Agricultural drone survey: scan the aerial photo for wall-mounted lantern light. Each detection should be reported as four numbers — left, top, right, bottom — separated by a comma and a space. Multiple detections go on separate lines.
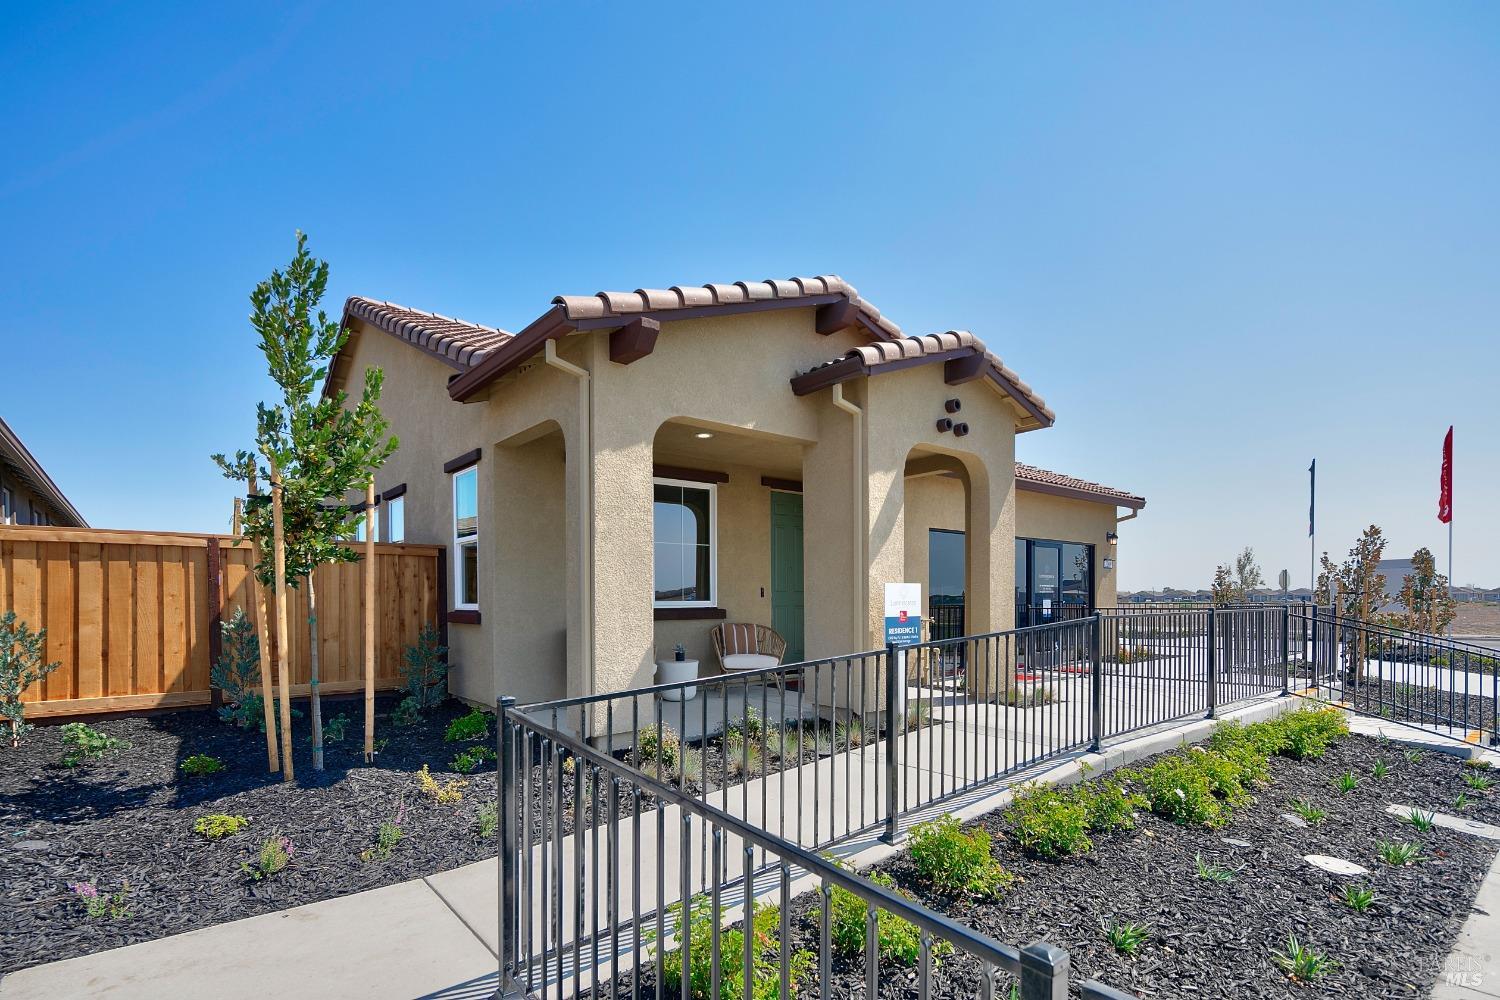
1106, 531, 1118, 545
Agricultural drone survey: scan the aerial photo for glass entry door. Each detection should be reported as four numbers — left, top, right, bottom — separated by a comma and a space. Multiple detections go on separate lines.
1029, 542, 1062, 624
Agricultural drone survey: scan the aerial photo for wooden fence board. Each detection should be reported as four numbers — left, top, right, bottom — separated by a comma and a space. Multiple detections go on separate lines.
1, 527, 442, 718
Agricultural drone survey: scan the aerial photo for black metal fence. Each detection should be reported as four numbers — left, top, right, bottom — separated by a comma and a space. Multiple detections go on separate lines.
1292, 608, 1499, 739
495, 606, 1329, 1000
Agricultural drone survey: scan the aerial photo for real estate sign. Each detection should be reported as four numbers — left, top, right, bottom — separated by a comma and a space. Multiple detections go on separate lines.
883, 582, 923, 648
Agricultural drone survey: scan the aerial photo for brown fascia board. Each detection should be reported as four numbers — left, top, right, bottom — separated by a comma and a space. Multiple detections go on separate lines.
985, 368, 1053, 430
0, 417, 87, 527
448, 293, 849, 402
1015, 477, 1147, 511
789, 347, 981, 397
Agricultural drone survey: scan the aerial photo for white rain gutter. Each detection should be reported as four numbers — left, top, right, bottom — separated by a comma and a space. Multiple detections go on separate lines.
831, 384, 867, 647
545, 338, 595, 700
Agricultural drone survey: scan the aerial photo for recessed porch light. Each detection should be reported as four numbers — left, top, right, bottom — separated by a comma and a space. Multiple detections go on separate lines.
694, 432, 713, 439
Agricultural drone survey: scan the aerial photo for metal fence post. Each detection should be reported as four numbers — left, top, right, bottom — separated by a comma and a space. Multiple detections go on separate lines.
1090, 614, 1103, 752
1281, 603, 1291, 696
496, 695, 519, 996
1206, 609, 1219, 719
1019, 941, 1069, 1000
883, 642, 900, 844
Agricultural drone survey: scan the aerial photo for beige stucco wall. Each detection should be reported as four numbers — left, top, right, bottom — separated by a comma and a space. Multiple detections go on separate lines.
341, 305, 1104, 721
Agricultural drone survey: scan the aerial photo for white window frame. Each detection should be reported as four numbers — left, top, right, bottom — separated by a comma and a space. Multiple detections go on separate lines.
452, 467, 479, 610
385, 495, 406, 543
651, 477, 718, 609
354, 503, 378, 543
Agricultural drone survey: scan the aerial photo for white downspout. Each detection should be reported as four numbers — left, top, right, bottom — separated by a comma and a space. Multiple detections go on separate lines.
545, 338, 594, 702
831, 384, 866, 648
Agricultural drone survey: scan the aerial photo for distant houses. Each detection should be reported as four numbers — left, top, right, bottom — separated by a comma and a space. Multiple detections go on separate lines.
1119, 581, 1499, 607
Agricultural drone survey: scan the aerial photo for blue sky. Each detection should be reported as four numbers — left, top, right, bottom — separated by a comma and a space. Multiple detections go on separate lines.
3, 2, 1496, 590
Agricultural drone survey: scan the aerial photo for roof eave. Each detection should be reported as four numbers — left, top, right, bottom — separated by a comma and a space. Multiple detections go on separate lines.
1015, 477, 1146, 511
0, 418, 87, 527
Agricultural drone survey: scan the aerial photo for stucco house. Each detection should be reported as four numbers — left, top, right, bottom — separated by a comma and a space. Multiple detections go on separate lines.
1, 416, 87, 528
325, 275, 1144, 714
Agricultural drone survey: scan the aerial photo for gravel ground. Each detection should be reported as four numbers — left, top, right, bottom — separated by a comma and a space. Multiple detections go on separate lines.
593, 732, 1500, 999
1, 695, 500, 975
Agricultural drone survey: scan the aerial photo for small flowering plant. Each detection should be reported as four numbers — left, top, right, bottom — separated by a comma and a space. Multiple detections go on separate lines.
69, 879, 131, 919
243, 835, 294, 881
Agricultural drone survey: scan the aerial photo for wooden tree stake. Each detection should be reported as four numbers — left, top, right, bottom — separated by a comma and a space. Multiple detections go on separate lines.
364, 477, 376, 762
247, 473, 280, 773
270, 459, 296, 782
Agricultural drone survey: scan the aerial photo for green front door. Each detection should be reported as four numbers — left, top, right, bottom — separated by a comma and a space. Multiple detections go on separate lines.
769, 491, 805, 662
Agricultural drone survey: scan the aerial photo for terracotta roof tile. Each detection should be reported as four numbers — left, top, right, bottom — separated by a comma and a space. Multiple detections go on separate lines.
344, 297, 512, 369
1015, 463, 1145, 508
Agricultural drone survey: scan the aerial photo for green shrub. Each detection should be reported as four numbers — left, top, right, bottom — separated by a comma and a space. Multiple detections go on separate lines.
1105, 921, 1149, 955
476, 803, 498, 838
180, 754, 225, 777
444, 709, 489, 743
360, 821, 405, 862
1009, 784, 1093, 859
243, 835, 293, 880
59, 722, 127, 767
1133, 754, 1227, 827
637, 723, 681, 772
1, 611, 61, 747
827, 869, 951, 966
907, 815, 1015, 897
1079, 778, 1146, 833
194, 813, 249, 839
1276, 708, 1349, 760
400, 623, 448, 711
391, 695, 422, 728
450, 745, 496, 774
657, 899, 814, 1000
1209, 718, 1287, 758
1189, 748, 1258, 807
211, 609, 263, 730
322, 713, 350, 745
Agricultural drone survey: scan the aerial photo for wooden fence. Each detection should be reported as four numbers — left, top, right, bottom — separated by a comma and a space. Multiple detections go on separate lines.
0, 526, 444, 718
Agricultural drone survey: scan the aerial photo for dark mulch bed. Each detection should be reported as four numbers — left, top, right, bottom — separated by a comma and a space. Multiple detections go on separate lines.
1, 695, 500, 975
1349, 678, 1496, 737
595, 732, 1500, 999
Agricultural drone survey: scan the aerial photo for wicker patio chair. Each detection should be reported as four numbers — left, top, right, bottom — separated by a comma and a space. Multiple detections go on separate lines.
711, 623, 788, 690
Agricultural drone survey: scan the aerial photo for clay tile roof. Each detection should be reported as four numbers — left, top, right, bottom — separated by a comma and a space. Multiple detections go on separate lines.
344, 297, 512, 369
794, 331, 1055, 426
1015, 463, 1146, 509
548, 274, 905, 337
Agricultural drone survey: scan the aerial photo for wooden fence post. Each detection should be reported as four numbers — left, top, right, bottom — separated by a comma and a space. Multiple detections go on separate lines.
206, 538, 223, 710
246, 473, 281, 773
364, 477, 376, 762
270, 461, 296, 782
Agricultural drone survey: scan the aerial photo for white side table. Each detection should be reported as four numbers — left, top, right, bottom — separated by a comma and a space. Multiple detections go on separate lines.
656, 658, 699, 701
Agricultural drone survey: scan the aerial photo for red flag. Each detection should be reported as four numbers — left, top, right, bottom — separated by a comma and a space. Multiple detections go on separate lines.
1438, 426, 1453, 524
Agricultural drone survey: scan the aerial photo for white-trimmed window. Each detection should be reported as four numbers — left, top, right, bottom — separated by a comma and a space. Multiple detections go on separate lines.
652, 478, 716, 607
385, 496, 405, 543
453, 467, 479, 608
354, 504, 378, 543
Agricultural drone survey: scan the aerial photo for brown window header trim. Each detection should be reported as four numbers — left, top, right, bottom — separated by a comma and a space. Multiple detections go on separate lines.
654, 606, 728, 622
444, 448, 482, 474
760, 476, 803, 493
447, 609, 482, 625
653, 464, 729, 485
382, 483, 407, 501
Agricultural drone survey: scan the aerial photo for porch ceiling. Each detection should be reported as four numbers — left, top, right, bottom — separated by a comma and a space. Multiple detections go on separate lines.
653, 421, 803, 480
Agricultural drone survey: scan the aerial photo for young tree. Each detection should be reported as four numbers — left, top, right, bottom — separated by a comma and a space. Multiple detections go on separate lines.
1396, 547, 1456, 635
1313, 525, 1387, 683
215, 232, 397, 771
1210, 565, 1237, 607
1233, 547, 1264, 595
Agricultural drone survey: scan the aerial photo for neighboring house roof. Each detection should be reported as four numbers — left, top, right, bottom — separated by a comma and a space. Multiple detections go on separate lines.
0, 417, 87, 527
1014, 462, 1146, 510
332, 274, 1054, 430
